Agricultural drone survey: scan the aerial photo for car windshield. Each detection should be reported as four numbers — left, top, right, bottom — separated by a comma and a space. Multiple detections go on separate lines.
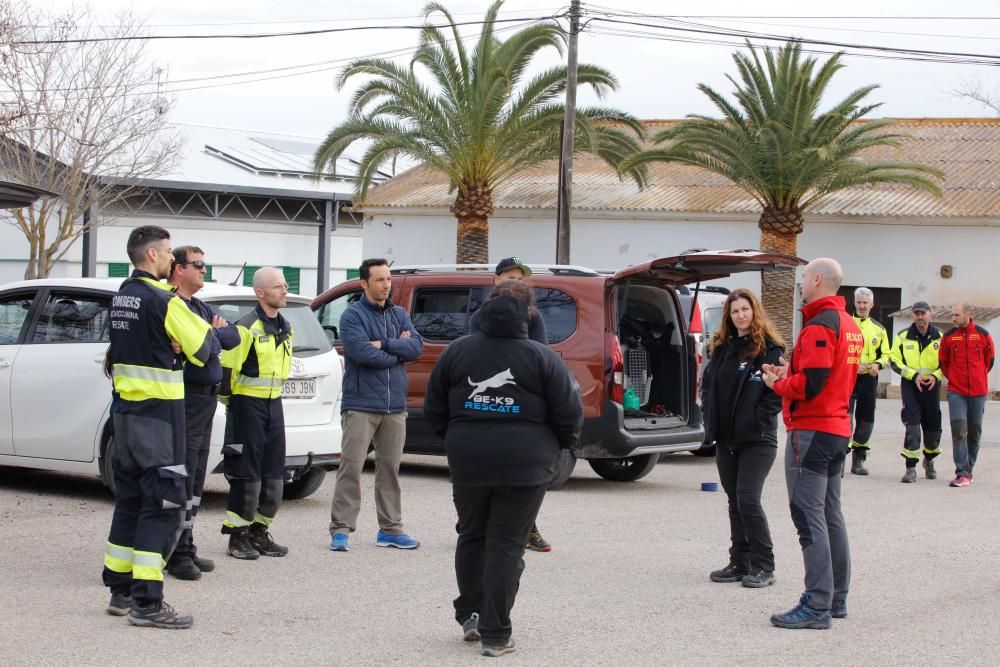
205, 299, 332, 358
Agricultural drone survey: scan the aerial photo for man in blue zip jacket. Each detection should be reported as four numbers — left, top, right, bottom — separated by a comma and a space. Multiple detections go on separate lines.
328, 258, 424, 552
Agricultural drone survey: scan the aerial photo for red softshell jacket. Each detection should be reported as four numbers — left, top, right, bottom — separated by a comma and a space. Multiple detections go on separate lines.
773, 295, 862, 436
940, 321, 995, 397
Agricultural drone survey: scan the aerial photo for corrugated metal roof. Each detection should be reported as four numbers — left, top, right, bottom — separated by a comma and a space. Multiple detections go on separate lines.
359, 118, 1000, 219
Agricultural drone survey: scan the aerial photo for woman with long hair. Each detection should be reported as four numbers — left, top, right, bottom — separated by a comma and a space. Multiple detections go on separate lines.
702, 288, 785, 588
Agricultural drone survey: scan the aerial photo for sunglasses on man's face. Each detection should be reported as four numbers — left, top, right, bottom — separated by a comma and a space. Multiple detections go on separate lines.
177, 260, 207, 270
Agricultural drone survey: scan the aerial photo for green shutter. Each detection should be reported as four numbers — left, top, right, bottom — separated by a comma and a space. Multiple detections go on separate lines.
204, 264, 213, 282
282, 266, 300, 294
346, 268, 360, 280
243, 266, 261, 287
108, 262, 130, 278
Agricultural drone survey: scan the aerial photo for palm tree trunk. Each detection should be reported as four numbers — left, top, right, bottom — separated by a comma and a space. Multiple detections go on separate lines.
452, 181, 494, 264
758, 214, 802, 345
455, 214, 489, 264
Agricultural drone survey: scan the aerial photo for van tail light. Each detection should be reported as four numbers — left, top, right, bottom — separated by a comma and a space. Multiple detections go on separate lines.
689, 298, 703, 334
605, 331, 625, 404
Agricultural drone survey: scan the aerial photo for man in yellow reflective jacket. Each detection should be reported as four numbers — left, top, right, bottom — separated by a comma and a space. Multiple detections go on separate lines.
102, 225, 213, 629
889, 301, 944, 483
220, 267, 294, 560
847, 288, 890, 475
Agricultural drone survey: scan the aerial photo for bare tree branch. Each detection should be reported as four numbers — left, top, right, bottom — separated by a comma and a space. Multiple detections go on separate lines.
0, 1, 181, 278
951, 77, 1000, 117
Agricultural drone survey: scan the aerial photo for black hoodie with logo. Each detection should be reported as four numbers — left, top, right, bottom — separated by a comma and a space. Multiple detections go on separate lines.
424, 295, 583, 487
701, 335, 784, 448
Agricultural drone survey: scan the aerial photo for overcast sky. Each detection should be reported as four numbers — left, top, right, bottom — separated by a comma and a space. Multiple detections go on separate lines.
36, 0, 1000, 140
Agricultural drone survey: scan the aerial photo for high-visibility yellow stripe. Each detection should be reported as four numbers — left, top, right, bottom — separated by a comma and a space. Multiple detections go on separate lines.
253, 512, 274, 527
113, 364, 184, 401
132, 550, 164, 582
223, 511, 252, 529
924, 447, 943, 455
104, 542, 134, 573
236, 374, 284, 388
901, 449, 921, 460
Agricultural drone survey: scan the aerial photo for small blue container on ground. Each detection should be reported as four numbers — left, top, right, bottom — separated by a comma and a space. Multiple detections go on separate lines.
701, 481, 719, 492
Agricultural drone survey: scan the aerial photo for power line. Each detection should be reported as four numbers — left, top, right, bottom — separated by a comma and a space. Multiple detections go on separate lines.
587, 25, 1000, 67
586, 16, 1000, 65
105, 7, 565, 29
0, 21, 532, 96
686, 16, 1000, 41
8, 14, 565, 45
583, 7, 1000, 20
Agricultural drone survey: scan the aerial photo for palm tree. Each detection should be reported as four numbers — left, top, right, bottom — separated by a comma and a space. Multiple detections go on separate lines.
314, 0, 646, 264
621, 40, 943, 339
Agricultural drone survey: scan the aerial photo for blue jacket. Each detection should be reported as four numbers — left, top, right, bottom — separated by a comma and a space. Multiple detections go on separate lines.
340, 293, 423, 413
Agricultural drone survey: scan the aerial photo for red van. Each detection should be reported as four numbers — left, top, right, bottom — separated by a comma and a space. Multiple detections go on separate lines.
312, 250, 801, 488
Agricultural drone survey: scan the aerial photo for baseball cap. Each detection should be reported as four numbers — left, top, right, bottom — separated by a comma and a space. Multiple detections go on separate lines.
495, 257, 532, 277
911, 300, 930, 313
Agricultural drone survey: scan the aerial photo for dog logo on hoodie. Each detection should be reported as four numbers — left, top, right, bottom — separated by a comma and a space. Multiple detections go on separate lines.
468, 369, 516, 399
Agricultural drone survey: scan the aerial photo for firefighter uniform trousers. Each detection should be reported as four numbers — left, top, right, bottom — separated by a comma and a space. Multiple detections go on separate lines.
172, 391, 219, 562
221, 394, 286, 534
900, 379, 942, 464
103, 402, 188, 602
849, 374, 878, 449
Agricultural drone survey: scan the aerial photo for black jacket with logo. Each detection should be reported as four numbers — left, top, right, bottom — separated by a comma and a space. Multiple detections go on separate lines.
424, 295, 583, 487
701, 335, 784, 448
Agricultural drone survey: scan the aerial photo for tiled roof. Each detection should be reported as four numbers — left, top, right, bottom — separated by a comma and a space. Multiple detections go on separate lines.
359, 118, 1000, 219
891, 305, 1000, 322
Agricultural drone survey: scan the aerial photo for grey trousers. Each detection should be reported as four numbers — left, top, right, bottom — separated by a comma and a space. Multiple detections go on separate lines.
329, 410, 407, 536
785, 429, 851, 611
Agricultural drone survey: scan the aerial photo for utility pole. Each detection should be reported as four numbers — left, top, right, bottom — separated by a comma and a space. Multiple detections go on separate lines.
555, 0, 580, 265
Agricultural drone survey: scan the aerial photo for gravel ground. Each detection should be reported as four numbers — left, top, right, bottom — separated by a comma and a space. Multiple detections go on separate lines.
2, 401, 999, 666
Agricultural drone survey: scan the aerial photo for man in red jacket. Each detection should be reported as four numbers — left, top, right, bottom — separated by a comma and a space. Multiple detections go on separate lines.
763, 258, 861, 630
940, 302, 996, 487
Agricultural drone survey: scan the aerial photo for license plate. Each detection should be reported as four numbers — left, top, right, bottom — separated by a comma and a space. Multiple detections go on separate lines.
283, 378, 316, 399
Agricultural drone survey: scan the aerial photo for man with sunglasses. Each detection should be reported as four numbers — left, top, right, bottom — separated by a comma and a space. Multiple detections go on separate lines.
165, 246, 240, 580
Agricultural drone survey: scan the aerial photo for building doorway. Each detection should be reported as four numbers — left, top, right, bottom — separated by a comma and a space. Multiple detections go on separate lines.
838, 285, 902, 338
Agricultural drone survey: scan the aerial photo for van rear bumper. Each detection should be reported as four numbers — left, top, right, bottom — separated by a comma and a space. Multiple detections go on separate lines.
577, 401, 704, 459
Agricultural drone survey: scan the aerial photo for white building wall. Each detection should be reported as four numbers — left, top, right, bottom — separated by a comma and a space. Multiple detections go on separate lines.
363, 209, 1000, 389
0, 214, 364, 297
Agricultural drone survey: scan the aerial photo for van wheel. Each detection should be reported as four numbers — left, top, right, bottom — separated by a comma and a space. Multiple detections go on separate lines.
589, 454, 659, 482
547, 450, 576, 490
283, 469, 327, 500
100, 433, 117, 497
692, 444, 717, 457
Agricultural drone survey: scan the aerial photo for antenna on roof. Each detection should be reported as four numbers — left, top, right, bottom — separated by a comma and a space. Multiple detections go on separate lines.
230, 262, 247, 287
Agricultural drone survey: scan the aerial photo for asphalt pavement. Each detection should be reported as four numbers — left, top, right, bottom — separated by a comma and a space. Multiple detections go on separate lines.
2, 401, 999, 665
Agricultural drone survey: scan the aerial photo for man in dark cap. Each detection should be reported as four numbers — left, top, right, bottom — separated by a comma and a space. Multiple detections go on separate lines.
468, 258, 553, 552
889, 301, 944, 483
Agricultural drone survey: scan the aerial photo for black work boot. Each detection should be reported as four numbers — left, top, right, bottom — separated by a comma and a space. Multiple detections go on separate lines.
850, 449, 869, 476
248, 525, 289, 557
167, 555, 202, 580
227, 532, 261, 560
901, 466, 917, 483
922, 457, 937, 480
106, 592, 133, 616
192, 555, 215, 572
709, 562, 748, 583
128, 600, 193, 629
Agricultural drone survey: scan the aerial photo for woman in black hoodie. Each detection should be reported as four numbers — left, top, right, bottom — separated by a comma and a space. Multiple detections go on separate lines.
702, 288, 785, 589
424, 280, 583, 658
